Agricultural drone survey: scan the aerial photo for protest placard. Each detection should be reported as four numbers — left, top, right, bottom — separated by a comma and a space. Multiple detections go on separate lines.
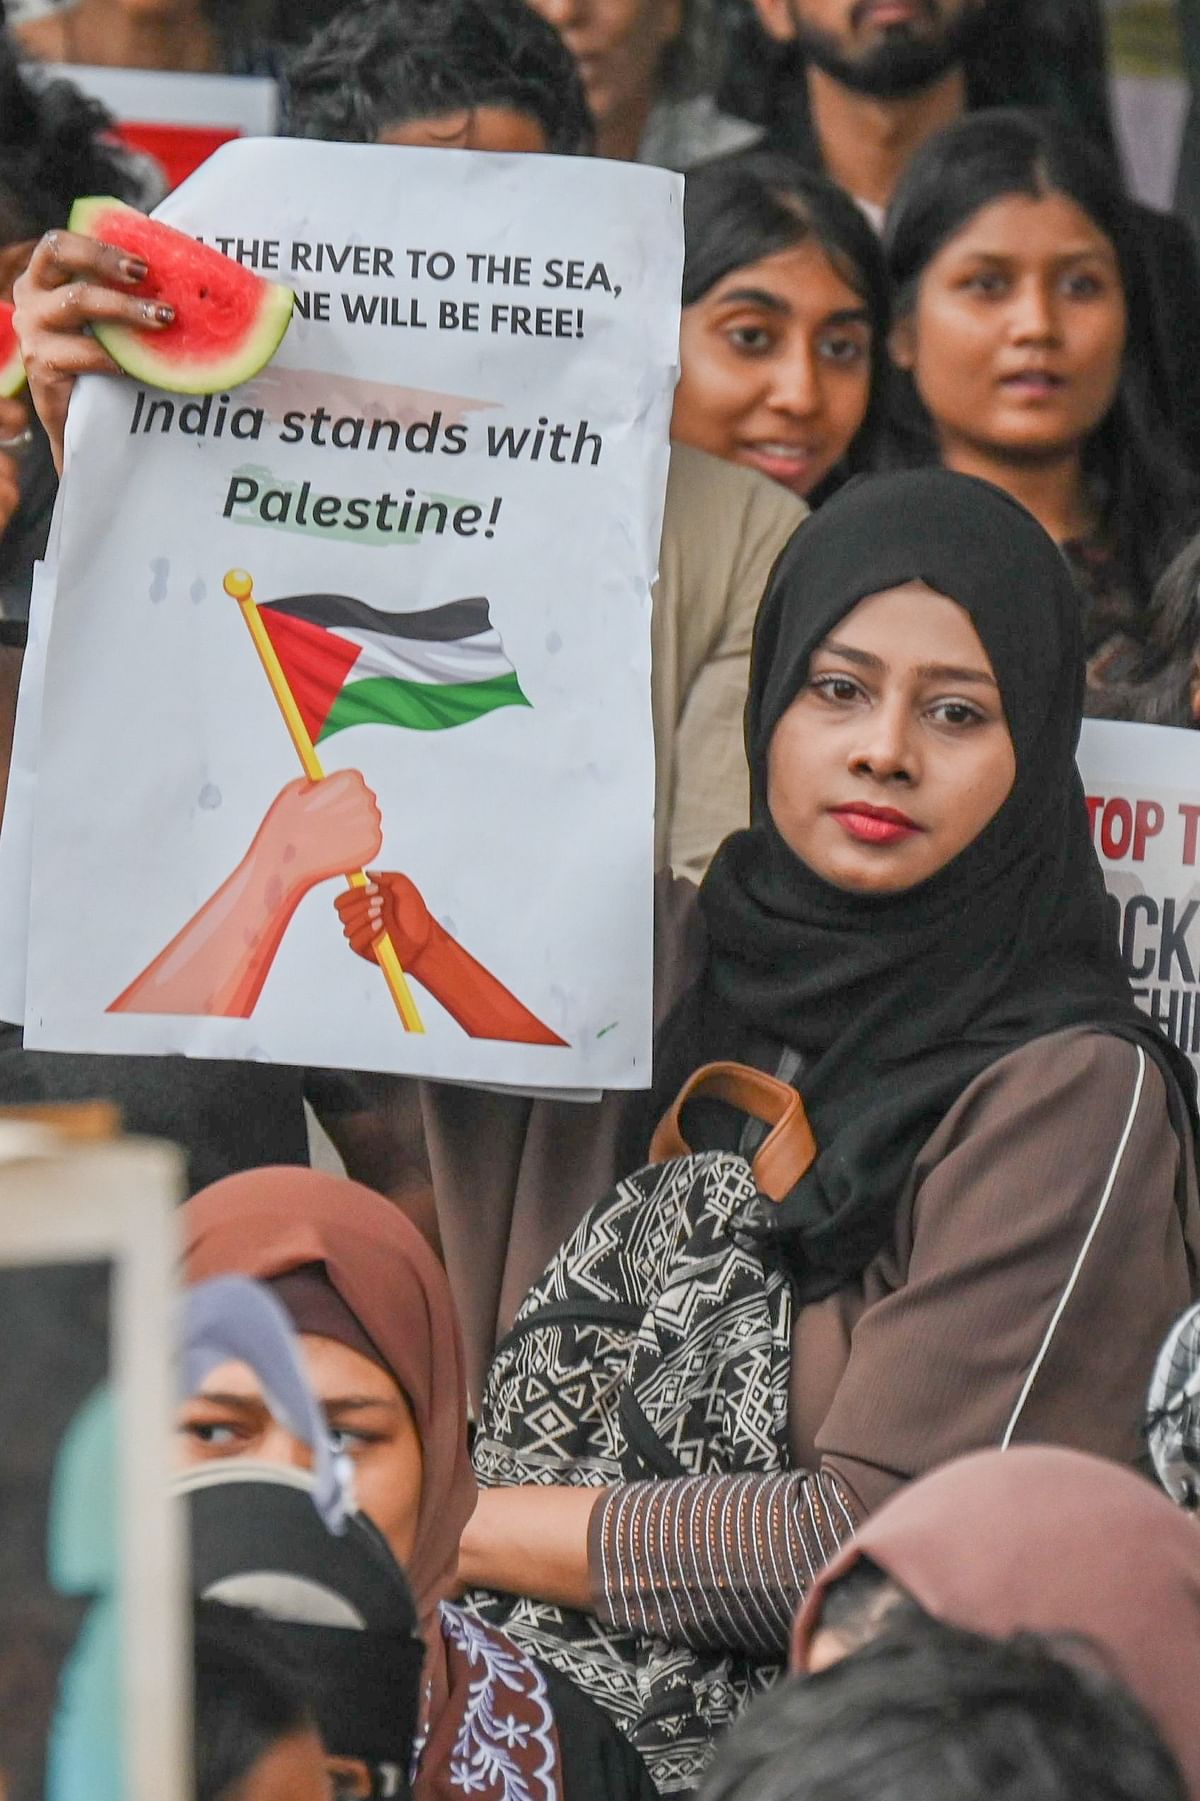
0, 1129, 186, 1801
43, 63, 279, 191
0, 558, 57, 1026
1078, 718, 1200, 1074
24, 139, 681, 1090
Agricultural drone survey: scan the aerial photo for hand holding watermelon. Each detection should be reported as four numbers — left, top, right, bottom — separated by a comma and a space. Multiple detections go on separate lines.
13, 202, 294, 476
12, 227, 170, 474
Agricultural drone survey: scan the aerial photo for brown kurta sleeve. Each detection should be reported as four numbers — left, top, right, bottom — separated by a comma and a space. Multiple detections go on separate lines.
819, 1030, 1196, 1515
589, 1469, 860, 1657
589, 1030, 1198, 1654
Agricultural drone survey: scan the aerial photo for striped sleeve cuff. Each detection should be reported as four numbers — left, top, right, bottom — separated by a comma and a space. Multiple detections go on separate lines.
588, 1469, 859, 1658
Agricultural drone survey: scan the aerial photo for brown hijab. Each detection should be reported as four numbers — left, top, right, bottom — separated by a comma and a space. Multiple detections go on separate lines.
184, 1167, 567, 1801
183, 1165, 476, 1628
792, 1447, 1200, 1798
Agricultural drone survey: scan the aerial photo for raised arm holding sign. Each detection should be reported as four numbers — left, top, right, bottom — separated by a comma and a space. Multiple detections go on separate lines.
18, 138, 680, 1091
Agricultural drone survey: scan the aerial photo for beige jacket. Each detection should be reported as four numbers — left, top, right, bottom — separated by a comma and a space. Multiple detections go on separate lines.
654, 446, 806, 880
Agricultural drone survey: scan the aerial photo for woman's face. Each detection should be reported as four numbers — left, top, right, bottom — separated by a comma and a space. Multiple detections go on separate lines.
177, 1334, 424, 1564
673, 238, 873, 497
893, 191, 1126, 467
767, 582, 1016, 893
526, 0, 682, 137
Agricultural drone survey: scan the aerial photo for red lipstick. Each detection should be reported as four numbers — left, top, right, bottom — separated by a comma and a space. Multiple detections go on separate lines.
830, 803, 923, 845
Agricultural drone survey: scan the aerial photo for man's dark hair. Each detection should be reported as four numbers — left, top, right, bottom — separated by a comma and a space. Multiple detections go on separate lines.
700, 1617, 1188, 1801
283, 0, 593, 155
0, 42, 144, 243
193, 1601, 317, 1801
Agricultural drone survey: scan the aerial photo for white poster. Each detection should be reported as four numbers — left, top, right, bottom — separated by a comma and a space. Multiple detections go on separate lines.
0, 558, 55, 1026
1078, 718, 1200, 1074
0, 1133, 187, 1801
25, 139, 680, 1089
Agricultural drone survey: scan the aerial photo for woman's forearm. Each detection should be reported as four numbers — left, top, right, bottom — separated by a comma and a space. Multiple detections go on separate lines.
458, 1486, 607, 1612
592, 1471, 860, 1657
109, 830, 306, 1017
409, 922, 566, 1046
460, 1470, 862, 1658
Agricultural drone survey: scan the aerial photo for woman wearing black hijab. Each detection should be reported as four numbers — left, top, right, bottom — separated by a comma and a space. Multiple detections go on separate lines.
435, 469, 1200, 1717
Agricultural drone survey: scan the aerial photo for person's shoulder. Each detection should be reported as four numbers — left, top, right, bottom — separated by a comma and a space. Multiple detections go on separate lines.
970, 1025, 1158, 1097
909, 1028, 1188, 1233
1128, 199, 1197, 254
942, 1027, 1174, 1149
663, 443, 803, 583
995, 1024, 1158, 1078
666, 442, 807, 536
537, 1656, 659, 1801
1124, 201, 1200, 297
658, 448, 805, 640
639, 94, 763, 171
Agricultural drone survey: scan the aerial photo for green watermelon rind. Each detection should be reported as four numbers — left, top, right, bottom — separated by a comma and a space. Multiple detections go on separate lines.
69, 196, 294, 397
0, 352, 25, 401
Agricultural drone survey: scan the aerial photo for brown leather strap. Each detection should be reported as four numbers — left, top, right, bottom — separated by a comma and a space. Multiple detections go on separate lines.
648, 1060, 817, 1202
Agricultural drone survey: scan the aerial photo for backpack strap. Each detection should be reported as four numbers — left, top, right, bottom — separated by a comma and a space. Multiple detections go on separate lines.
739, 1047, 804, 1160
648, 1060, 817, 1202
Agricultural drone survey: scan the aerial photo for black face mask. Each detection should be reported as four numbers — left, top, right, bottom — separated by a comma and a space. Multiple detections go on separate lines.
788, 0, 991, 98
183, 1468, 424, 1791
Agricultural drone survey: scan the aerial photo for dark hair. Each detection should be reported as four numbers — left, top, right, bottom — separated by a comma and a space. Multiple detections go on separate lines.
962, 0, 1116, 158
682, 150, 891, 486
1086, 530, 1200, 728
193, 1601, 317, 1801
814, 1555, 921, 1652
882, 108, 1198, 618
716, 0, 1118, 168
0, 44, 144, 243
283, 0, 593, 155
659, 0, 723, 102
700, 1618, 1188, 1801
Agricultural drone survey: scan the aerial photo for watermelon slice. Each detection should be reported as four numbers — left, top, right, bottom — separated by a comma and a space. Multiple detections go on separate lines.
0, 301, 25, 399
69, 196, 294, 396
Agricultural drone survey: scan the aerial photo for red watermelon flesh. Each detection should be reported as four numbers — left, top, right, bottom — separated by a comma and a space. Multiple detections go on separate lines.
0, 301, 25, 399
69, 196, 293, 395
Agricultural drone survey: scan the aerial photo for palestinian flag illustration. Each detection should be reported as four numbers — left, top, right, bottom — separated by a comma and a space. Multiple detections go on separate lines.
256, 592, 529, 743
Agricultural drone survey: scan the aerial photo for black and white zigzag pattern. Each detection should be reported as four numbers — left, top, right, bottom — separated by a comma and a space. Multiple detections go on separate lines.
468, 1152, 793, 1797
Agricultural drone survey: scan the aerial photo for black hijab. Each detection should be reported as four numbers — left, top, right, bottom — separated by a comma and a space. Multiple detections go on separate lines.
661, 468, 1196, 1300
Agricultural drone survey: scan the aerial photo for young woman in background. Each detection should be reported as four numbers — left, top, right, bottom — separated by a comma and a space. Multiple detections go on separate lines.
882, 109, 1199, 718
673, 152, 889, 503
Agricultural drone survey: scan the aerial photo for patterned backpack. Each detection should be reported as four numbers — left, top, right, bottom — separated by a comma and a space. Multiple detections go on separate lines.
469, 1064, 816, 1798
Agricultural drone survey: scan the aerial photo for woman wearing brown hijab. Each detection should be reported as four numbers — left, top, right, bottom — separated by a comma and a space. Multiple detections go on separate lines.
790, 1446, 1200, 1800
181, 1166, 656, 1801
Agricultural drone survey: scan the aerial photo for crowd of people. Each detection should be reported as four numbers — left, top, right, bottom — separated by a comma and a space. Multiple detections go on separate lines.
4, 1, 1200, 1798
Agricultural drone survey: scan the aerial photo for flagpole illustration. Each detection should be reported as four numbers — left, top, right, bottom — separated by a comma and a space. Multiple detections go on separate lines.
224, 567, 425, 1035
